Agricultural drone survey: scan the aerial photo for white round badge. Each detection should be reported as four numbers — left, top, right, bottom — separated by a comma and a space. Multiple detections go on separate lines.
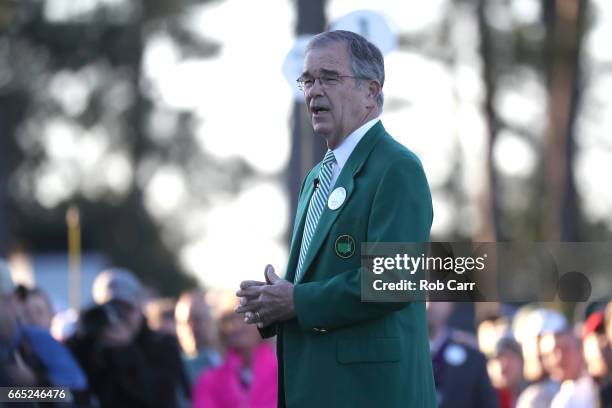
443, 344, 467, 366
328, 187, 346, 210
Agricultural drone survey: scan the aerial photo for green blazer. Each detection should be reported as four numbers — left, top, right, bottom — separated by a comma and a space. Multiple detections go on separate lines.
262, 121, 436, 407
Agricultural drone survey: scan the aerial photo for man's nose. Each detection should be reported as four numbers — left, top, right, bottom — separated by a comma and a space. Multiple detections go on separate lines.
306, 79, 324, 99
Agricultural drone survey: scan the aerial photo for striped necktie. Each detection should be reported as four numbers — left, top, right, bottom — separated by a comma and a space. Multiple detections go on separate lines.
294, 150, 336, 283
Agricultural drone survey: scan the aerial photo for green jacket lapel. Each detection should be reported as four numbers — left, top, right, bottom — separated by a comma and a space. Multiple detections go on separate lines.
285, 167, 319, 283
295, 121, 385, 283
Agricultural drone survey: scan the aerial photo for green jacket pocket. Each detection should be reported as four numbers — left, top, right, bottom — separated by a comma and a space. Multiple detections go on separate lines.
337, 337, 401, 364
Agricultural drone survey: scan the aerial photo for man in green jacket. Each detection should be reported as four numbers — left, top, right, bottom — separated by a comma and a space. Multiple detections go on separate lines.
236, 30, 436, 407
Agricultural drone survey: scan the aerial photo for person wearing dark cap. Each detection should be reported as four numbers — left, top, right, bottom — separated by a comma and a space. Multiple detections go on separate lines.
427, 301, 498, 408
488, 337, 525, 408
67, 267, 189, 408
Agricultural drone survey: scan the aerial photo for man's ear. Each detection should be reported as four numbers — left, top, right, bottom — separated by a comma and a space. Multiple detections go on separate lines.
367, 80, 381, 105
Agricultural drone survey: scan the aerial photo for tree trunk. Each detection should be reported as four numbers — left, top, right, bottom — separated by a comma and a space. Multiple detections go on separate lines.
542, 0, 585, 241
476, 0, 501, 242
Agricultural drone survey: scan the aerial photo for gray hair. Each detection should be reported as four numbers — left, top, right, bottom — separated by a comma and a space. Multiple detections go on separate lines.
306, 30, 385, 108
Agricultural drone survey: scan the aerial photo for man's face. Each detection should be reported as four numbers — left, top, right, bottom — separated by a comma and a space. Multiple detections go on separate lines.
24, 293, 53, 329
218, 310, 260, 352
108, 299, 143, 340
302, 42, 372, 148
488, 348, 524, 389
175, 295, 217, 354
540, 332, 584, 381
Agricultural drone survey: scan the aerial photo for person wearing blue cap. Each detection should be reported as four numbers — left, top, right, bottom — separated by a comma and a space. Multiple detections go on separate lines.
427, 301, 498, 408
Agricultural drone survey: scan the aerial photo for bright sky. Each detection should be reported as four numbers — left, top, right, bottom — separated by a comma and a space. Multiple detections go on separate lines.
141, 0, 295, 288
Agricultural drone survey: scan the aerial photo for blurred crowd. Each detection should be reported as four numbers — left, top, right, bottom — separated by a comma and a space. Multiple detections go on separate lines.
0, 260, 276, 408
1, 257, 611, 408
429, 302, 611, 408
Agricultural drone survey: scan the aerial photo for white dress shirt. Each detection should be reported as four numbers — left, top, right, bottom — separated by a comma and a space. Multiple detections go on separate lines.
550, 374, 599, 408
330, 117, 380, 188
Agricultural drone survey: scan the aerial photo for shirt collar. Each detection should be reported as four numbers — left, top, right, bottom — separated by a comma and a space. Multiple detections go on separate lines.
332, 117, 380, 170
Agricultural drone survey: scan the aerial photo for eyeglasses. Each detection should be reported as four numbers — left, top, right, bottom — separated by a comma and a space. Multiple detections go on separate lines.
296, 74, 364, 91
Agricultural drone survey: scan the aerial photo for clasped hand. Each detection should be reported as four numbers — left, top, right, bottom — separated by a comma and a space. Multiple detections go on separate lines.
235, 265, 296, 327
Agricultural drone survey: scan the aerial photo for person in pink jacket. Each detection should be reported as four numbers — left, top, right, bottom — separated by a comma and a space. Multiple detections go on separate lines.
192, 293, 277, 408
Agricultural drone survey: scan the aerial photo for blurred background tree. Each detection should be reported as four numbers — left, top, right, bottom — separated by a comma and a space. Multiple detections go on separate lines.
0, 0, 218, 294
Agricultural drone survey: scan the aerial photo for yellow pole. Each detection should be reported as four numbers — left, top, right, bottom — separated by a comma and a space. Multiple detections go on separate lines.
66, 205, 81, 311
